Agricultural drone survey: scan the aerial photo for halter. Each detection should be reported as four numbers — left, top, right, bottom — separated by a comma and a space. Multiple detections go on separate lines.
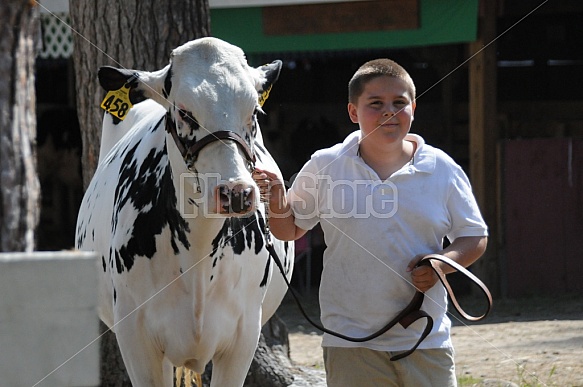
165, 112, 256, 171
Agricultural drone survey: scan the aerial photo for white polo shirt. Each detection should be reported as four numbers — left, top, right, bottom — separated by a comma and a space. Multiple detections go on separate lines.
288, 131, 488, 351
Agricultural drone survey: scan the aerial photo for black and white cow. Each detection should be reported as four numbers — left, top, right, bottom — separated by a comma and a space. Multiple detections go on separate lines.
76, 37, 293, 387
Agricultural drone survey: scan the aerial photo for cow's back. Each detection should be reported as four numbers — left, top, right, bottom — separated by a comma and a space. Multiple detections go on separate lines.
76, 101, 172, 326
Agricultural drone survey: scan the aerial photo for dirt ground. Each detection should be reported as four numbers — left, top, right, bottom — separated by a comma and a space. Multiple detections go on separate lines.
276, 292, 583, 386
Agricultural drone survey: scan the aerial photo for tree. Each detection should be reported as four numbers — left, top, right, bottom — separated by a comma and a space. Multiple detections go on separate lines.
70, 0, 211, 187
70, 1, 295, 385
0, 1, 40, 252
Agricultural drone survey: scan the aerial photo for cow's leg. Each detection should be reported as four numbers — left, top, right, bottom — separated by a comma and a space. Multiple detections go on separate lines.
209, 316, 262, 387
115, 317, 173, 387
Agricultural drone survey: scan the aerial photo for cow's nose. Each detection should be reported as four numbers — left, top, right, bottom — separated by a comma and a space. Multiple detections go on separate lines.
216, 183, 255, 214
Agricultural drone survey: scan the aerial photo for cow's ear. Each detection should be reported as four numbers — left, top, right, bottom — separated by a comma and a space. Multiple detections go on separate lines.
256, 60, 282, 107
98, 65, 170, 107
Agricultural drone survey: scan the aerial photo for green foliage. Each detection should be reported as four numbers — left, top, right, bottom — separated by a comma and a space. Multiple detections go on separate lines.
457, 374, 482, 386
516, 364, 557, 387
458, 364, 558, 387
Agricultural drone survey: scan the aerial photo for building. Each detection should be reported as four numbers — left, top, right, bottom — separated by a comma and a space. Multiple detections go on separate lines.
36, 0, 583, 297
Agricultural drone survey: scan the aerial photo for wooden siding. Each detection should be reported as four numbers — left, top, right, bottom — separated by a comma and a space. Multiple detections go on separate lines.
503, 138, 583, 297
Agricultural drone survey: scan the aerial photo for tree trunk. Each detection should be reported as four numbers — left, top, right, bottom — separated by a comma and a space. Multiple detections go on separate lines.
245, 315, 295, 387
0, 1, 40, 252
70, 2, 295, 385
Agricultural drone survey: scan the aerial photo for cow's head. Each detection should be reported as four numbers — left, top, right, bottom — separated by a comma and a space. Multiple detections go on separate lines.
98, 37, 282, 216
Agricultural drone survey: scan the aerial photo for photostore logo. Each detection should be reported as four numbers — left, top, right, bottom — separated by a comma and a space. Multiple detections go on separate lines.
288, 173, 399, 219
179, 171, 399, 219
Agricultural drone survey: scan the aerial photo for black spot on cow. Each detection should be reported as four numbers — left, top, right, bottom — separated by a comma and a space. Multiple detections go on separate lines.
254, 142, 268, 163
163, 65, 173, 99
76, 225, 86, 247
255, 211, 268, 254
101, 255, 107, 272
250, 116, 258, 137
209, 212, 266, 281
260, 255, 271, 287
114, 250, 124, 274
178, 109, 200, 134
111, 117, 190, 273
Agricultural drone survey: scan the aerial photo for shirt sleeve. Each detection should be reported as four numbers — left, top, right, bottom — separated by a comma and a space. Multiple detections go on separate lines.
446, 165, 489, 241
288, 158, 321, 231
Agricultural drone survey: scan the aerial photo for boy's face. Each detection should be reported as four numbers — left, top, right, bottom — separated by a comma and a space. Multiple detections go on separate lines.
348, 75, 416, 146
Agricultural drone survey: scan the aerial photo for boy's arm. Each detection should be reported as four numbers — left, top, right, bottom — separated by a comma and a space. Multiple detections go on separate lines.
406, 236, 488, 292
253, 168, 307, 241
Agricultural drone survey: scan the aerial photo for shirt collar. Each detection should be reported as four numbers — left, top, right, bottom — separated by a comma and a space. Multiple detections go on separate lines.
340, 130, 361, 158
406, 133, 435, 174
341, 131, 436, 174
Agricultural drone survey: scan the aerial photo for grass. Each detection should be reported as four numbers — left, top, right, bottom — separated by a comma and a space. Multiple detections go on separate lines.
457, 374, 483, 385
516, 364, 557, 387
457, 364, 558, 386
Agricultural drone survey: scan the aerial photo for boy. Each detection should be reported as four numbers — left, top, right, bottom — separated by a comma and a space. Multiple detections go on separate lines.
254, 59, 488, 386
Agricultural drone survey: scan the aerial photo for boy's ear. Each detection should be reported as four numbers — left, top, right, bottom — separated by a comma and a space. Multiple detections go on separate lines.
347, 102, 359, 123
256, 60, 282, 107
98, 65, 171, 107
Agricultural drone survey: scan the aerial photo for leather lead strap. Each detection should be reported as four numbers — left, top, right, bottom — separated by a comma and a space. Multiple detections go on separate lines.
267, 247, 492, 361
417, 254, 493, 321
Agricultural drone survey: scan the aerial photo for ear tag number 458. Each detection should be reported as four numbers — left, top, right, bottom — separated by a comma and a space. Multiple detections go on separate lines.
100, 85, 133, 120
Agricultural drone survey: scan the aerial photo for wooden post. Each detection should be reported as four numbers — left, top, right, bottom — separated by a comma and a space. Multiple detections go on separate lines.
468, 0, 499, 295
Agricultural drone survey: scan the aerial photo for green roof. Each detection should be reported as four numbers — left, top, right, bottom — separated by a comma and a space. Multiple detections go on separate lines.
210, 0, 478, 54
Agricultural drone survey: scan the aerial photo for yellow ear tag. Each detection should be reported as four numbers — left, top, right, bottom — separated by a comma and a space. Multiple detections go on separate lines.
258, 84, 272, 107
100, 85, 133, 120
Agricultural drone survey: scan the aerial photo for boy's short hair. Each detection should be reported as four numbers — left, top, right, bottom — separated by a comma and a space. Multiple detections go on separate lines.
348, 59, 416, 104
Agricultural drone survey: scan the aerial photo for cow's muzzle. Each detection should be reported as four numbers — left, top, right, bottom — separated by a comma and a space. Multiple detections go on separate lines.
216, 183, 255, 214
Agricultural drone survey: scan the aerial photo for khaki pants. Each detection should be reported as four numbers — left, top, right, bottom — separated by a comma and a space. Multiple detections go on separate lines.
323, 346, 457, 387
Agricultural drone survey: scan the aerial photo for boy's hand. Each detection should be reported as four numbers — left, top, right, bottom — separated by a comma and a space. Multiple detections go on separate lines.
405, 236, 487, 293
406, 255, 442, 293
252, 168, 306, 241
252, 168, 286, 213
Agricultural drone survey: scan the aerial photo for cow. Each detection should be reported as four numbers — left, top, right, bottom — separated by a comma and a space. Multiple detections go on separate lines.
75, 37, 294, 387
